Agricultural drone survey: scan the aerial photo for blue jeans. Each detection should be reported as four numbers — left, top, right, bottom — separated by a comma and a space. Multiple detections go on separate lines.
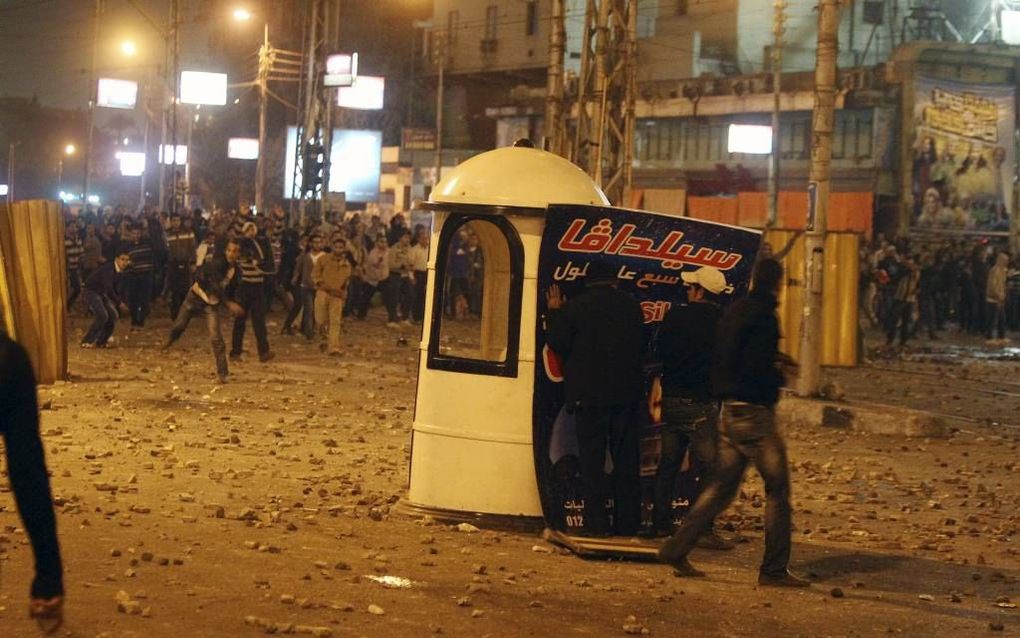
660, 402, 792, 576
165, 291, 228, 377
82, 291, 117, 345
653, 397, 719, 531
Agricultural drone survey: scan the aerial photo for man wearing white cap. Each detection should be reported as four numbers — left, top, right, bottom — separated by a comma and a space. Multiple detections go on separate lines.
652, 266, 731, 549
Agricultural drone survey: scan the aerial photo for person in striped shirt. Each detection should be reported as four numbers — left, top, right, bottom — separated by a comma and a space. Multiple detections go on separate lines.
64, 221, 84, 311
123, 225, 155, 328
229, 222, 274, 362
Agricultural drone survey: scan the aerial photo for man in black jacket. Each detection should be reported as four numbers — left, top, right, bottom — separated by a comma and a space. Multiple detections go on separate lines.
229, 222, 274, 362
161, 238, 245, 383
651, 266, 731, 548
545, 261, 645, 536
658, 258, 808, 587
0, 333, 65, 630
81, 252, 131, 348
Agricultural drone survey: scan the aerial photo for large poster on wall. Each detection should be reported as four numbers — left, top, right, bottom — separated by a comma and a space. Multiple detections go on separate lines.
912, 76, 1015, 232
533, 205, 761, 534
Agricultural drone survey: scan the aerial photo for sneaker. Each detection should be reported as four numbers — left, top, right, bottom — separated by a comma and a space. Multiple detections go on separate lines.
280, 327, 295, 336
80, 342, 95, 349
216, 373, 228, 384
259, 351, 275, 363
758, 570, 811, 588
229, 353, 242, 362
401, 320, 413, 326
696, 532, 735, 551
328, 351, 342, 357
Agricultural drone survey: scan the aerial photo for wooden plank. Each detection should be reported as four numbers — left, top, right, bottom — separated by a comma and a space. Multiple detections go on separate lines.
542, 528, 662, 560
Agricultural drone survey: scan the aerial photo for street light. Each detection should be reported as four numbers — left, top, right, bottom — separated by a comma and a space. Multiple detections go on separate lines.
58, 143, 77, 188
121, 40, 137, 57
233, 7, 253, 22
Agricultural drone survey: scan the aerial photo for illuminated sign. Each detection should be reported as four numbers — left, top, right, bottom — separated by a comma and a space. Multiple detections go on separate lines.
180, 71, 228, 106
337, 75, 384, 110
727, 124, 773, 155
97, 78, 138, 109
0, 184, 8, 196
1003, 10, 1020, 45
116, 151, 146, 176
324, 53, 359, 87
284, 127, 382, 202
159, 145, 188, 166
228, 138, 259, 160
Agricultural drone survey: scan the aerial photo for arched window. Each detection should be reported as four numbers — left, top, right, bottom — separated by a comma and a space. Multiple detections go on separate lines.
427, 214, 523, 377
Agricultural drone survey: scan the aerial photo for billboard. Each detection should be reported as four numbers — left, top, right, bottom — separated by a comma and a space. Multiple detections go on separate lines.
533, 206, 762, 534
727, 124, 772, 154
337, 75, 384, 110
180, 71, 228, 106
159, 145, 188, 166
911, 76, 1015, 232
116, 151, 146, 177
283, 127, 382, 202
228, 138, 259, 160
97, 78, 138, 110
324, 53, 358, 87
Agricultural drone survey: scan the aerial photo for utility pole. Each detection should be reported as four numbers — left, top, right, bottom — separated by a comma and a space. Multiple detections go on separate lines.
567, 0, 636, 205
139, 110, 150, 211
434, 32, 446, 187
795, 0, 841, 397
255, 21, 269, 214
544, 0, 566, 155
83, 0, 102, 209
169, 0, 180, 215
7, 143, 15, 203
768, 0, 787, 227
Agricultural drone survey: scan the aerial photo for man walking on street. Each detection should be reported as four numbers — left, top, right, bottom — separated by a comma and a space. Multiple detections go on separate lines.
658, 258, 809, 587
162, 238, 246, 383
1, 332, 66, 631
985, 251, 1009, 343
313, 236, 353, 356
230, 222, 274, 362
123, 225, 155, 328
545, 261, 645, 537
166, 214, 197, 320
651, 266, 732, 549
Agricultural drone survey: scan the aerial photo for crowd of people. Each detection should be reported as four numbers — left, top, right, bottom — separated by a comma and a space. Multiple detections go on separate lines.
63, 204, 433, 382
859, 233, 1018, 349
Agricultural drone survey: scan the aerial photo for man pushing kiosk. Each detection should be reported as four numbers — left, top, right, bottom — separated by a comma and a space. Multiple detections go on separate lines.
402, 143, 797, 583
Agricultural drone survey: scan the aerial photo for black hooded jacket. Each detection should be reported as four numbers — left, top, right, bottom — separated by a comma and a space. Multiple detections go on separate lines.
711, 290, 785, 407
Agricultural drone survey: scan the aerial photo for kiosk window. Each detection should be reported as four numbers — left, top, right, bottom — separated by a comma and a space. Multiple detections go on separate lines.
428, 216, 523, 377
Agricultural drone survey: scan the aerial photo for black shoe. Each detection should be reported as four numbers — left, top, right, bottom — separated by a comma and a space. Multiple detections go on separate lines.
667, 557, 706, 578
259, 351, 275, 363
758, 570, 811, 588
695, 532, 735, 551
216, 373, 228, 384
280, 327, 295, 336
229, 353, 242, 361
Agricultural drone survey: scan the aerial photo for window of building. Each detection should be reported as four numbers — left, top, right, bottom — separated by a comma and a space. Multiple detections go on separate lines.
428, 215, 523, 378
447, 10, 459, 44
485, 5, 499, 40
525, 1, 538, 36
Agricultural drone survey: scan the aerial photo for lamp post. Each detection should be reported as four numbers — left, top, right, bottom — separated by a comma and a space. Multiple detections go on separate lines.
57, 143, 76, 188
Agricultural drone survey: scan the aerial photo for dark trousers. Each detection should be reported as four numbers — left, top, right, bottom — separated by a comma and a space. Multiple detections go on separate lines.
167, 262, 192, 321
126, 271, 153, 327
383, 274, 413, 322
884, 300, 913, 346
575, 404, 641, 536
344, 276, 363, 317
165, 291, 228, 377
986, 301, 1006, 339
281, 281, 304, 332
231, 282, 270, 357
412, 270, 428, 321
660, 402, 792, 577
67, 269, 81, 309
358, 282, 382, 319
263, 274, 292, 312
82, 291, 117, 345
653, 397, 719, 531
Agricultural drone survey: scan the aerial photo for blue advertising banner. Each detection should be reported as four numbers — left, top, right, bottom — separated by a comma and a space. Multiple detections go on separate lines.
534, 205, 762, 534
